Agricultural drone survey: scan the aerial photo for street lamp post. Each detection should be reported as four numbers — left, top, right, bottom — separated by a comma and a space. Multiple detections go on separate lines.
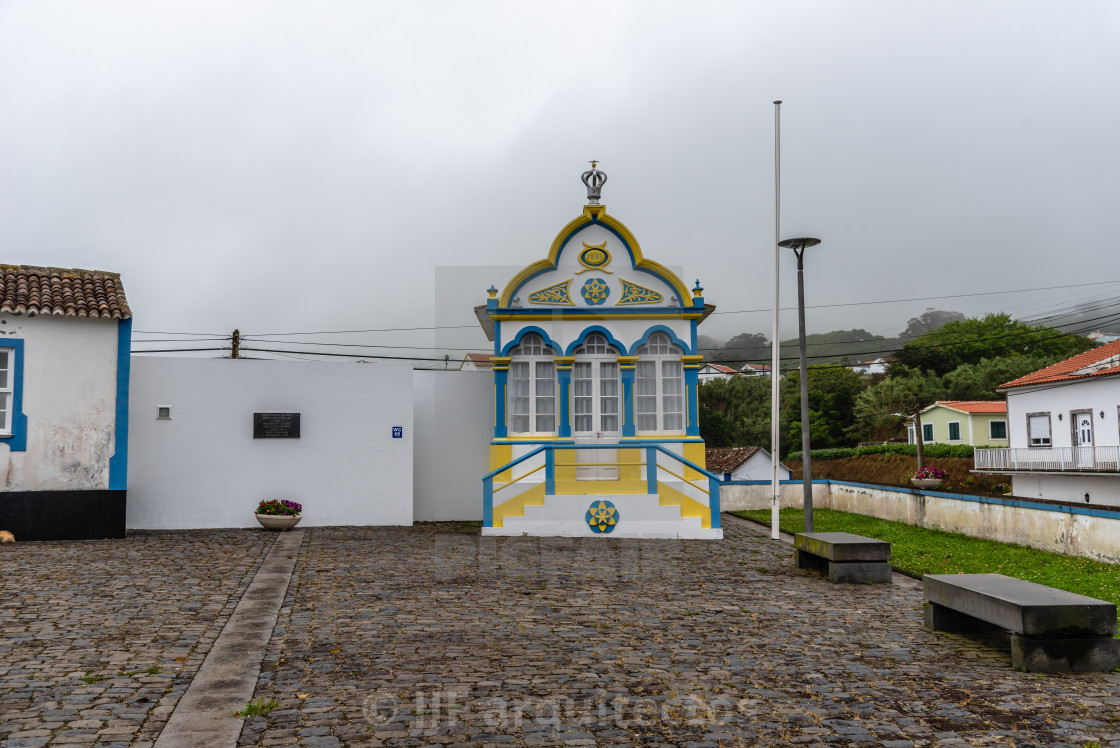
778, 237, 821, 533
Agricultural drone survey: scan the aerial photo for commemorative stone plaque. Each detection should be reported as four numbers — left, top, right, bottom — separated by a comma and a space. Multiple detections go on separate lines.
253, 412, 300, 439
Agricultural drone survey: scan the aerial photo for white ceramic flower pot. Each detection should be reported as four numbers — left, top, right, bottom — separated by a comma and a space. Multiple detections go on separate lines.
910, 478, 942, 489
255, 513, 302, 531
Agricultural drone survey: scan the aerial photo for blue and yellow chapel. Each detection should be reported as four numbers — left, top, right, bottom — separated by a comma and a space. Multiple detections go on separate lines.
479, 165, 722, 539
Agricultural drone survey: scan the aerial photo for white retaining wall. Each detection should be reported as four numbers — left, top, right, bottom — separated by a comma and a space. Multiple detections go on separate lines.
721, 480, 1120, 563
127, 357, 414, 529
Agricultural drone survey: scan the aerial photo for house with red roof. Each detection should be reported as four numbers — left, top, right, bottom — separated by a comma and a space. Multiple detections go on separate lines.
0, 265, 132, 540
740, 363, 771, 377
974, 339, 1120, 506
906, 400, 1008, 447
698, 363, 742, 382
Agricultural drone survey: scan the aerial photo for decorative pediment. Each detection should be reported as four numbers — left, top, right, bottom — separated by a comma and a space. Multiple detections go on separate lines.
499, 204, 690, 310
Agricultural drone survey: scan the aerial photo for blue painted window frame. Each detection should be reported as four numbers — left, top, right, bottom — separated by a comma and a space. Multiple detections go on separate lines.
0, 339, 27, 451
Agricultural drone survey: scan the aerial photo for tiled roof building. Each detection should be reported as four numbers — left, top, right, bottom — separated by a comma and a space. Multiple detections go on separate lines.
0, 265, 131, 319
999, 339, 1120, 390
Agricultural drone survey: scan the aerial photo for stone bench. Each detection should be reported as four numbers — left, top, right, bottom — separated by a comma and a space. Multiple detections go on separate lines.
793, 532, 892, 583
924, 573, 1120, 672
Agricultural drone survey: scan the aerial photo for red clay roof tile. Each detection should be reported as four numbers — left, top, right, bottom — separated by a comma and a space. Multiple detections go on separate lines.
0, 265, 130, 320
705, 446, 764, 474
930, 400, 1007, 414
999, 339, 1120, 389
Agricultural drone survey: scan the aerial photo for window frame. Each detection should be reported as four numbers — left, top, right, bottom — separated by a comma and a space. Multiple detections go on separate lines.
635, 332, 685, 435
1026, 411, 1052, 448
0, 348, 11, 435
947, 420, 962, 442
921, 422, 934, 443
571, 333, 621, 436
988, 419, 1007, 440
506, 333, 557, 437
0, 339, 26, 451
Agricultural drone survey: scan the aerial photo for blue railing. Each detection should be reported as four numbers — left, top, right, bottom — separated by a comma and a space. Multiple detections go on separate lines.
482, 442, 721, 529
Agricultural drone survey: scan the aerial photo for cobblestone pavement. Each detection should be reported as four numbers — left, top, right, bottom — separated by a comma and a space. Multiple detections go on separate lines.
240, 517, 1120, 747
0, 529, 276, 748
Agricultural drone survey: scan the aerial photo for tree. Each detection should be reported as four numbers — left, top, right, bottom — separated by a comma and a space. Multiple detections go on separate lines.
781, 364, 868, 452
854, 369, 945, 469
698, 403, 735, 447
901, 309, 966, 339
941, 354, 1069, 401
892, 313, 1093, 376
715, 332, 770, 366
698, 375, 774, 450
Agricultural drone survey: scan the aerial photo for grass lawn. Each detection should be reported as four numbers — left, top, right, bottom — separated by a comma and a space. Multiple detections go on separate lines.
733, 508, 1120, 612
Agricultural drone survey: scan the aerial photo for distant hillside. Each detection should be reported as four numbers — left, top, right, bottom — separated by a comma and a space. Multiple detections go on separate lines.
713, 328, 902, 368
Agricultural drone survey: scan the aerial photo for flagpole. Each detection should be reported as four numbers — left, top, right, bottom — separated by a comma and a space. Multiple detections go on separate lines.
770, 100, 782, 540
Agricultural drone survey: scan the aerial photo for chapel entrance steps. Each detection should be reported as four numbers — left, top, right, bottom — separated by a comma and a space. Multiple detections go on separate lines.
482, 442, 724, 540
483, 479, 723, 539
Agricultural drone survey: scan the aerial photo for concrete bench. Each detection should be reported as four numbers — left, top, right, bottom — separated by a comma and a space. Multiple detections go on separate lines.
793, 532, 892, 584
924, 573, 1120, 672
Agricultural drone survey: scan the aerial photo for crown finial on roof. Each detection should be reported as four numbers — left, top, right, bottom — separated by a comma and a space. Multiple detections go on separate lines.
581, 161, 607, 205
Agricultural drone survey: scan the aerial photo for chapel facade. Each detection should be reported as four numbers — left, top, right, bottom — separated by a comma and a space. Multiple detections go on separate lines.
478, 166, 721, 538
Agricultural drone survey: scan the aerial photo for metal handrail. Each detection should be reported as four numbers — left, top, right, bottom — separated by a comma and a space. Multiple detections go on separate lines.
491, 463, 545, 494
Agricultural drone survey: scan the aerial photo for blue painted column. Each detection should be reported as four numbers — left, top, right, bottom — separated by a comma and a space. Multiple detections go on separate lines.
554, 356, 574, 439
491, 357, 511, 438
545, 449, 556, 494
682, 355, 703, 437
618, 355, 638, 438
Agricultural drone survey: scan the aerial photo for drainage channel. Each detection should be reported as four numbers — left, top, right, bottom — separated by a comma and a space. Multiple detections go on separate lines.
154, 529, 304, 748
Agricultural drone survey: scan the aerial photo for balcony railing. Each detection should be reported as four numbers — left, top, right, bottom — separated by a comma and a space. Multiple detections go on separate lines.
974, 446, 1120, 472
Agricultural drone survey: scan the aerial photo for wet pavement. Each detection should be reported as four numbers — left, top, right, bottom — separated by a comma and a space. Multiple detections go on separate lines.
2, 516, 1119, 747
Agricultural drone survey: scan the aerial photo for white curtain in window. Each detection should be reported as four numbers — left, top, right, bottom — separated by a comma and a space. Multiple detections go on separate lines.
636, 361, 658, 431
1029, 414, 1051, 445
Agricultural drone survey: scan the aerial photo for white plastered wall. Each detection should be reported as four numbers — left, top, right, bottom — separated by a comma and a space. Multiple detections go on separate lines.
127, 357, 414, 529
0, 315, 120, 490
1007, 377, 1120, 449
412, 369, 491, 520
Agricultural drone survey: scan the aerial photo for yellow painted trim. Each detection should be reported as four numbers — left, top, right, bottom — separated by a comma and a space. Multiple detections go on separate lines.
657, 481, 711, 528
490, 312, 704, 322
499, 204, 692, 306
492, 436, 568, 442
554, 478, 650, 495
554, 356, 575, 369
683, 441, 706, 481
618, 447, 641, 481
489, 443, 513, 484
492, 483, 547, 527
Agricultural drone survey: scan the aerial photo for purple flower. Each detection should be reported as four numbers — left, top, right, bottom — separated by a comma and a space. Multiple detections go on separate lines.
256, 499, 302, 516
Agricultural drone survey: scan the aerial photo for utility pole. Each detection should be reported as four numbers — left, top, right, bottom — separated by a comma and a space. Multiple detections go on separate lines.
232, 329, 240, 359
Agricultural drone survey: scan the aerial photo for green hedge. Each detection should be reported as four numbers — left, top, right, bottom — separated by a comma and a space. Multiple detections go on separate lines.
786, 443, 977, 462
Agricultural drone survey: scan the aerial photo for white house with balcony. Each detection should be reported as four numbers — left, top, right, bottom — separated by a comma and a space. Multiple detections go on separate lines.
475, 166, 721, 538
974, 340, 1120, 506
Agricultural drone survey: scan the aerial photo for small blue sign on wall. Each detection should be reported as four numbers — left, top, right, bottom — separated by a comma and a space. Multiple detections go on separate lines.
392, 426, 403, 439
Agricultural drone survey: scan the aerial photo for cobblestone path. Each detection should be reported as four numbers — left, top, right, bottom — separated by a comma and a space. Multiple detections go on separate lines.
239, 518, 1120, 747
0, 529, 276, 748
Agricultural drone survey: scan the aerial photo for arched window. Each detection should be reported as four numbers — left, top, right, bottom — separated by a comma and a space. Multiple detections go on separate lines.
635, 332, 683, 433
508, 333, 556, 435
571, 333, 620, 436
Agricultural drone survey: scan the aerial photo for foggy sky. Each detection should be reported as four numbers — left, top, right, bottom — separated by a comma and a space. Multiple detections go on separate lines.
1, 1, 1117, 362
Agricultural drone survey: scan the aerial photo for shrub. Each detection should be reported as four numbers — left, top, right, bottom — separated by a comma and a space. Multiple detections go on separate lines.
787, 443, 974, 462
